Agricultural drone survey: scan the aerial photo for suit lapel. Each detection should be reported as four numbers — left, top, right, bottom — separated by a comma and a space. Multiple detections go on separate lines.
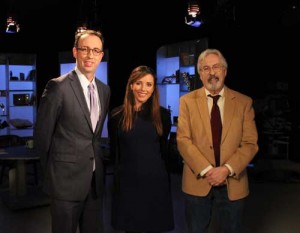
197, 88, 213, 144
194, 87, 236, 147
222, 87, 235, 143
94, 79, 105, 134
69, 71, 94, 131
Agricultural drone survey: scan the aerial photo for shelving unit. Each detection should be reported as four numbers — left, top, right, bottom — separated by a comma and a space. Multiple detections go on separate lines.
156, 38, 208, 124
0, 54, 36, 137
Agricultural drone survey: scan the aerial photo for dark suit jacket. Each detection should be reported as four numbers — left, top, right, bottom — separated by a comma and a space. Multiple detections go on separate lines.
177, 86, 259, 200
35, 70, 110, 201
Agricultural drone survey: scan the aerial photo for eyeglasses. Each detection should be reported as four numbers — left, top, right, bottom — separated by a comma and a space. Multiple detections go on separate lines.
76, 47, 103, 56
200, 64, 224, 74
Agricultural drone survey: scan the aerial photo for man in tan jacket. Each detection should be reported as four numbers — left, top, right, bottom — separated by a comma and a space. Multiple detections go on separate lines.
177, 48, 258, 233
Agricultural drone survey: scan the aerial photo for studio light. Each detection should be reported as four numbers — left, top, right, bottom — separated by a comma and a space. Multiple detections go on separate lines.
6, 16, 20, 34
76, 23, 88, 34
185, 1, 203, 28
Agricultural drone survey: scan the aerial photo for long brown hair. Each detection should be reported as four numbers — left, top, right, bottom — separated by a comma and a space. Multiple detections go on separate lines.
114, 65, 163, 136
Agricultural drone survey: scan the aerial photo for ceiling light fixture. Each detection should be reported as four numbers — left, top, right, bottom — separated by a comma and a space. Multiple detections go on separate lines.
6, 16, 20, 34
76, 23, 88, 34
185, 1, 203, 28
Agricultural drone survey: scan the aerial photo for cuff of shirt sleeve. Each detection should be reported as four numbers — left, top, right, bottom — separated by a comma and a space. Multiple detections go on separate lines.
224, 164, 234, 176
197, 165, 213, 179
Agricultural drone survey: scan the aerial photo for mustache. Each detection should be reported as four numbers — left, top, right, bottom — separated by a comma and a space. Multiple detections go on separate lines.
208, 75, 219, 82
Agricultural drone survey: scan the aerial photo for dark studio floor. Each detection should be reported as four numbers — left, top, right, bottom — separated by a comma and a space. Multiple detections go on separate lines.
1, 157, 300, 233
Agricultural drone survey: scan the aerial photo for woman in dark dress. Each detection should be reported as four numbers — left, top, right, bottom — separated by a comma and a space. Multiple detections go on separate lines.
108, 65, 174, 233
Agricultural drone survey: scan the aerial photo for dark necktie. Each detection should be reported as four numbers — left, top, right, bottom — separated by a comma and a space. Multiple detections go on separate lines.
88, 83, 98, 132
209, 94, 222, 167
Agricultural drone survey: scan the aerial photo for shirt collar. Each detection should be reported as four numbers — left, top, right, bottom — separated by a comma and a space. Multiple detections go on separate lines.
205, 87, 225, 97
75, 66, 96, 88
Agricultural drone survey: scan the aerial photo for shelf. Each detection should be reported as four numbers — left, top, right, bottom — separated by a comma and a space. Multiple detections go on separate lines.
9, 80, 35, 82
0, 53, 36, 137
9, 90, 34, 92
180, 65, 195, 68
158, 83, 180, 86
156, 38, 208, 125
10, 127, 34, 130
9, 105, 34, 107
0, 90, 8, 97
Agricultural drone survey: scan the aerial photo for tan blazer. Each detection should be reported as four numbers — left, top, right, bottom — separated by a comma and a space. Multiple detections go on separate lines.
176, 86, 258, 200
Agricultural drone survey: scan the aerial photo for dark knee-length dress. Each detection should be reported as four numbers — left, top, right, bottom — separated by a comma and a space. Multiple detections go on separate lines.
108, 106, 174, 232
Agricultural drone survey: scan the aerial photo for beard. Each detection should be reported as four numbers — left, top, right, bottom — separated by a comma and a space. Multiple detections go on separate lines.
207, 75, 222, 91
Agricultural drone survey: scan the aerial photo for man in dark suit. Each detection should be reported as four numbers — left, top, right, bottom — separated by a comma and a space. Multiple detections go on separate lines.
35, 30, 110, 233
177, 48, 258, 233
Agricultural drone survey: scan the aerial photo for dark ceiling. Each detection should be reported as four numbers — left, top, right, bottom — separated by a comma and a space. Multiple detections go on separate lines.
1, 0, 299, 106
2, 0, 299, 50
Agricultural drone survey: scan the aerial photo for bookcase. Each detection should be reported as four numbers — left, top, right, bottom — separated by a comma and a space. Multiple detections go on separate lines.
156, 39, 208, 171
0, 54, 36, 137
156, 38, 208, 125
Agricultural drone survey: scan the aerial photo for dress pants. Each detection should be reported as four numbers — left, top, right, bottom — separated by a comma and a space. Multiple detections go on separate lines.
126, 232, 160, 233
184, 186, 245, 233
51, 173, 104, 233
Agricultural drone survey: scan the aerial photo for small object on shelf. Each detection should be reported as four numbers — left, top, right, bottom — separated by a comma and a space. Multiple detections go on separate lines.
0, 120, 9, 129
0, 91, 8, 97
19, 72, 25, 81
175, 69, 180, 83
10, 76, 18, 81
0, 103, 5, 115
25, 139, 34, 149
13, 94, 31, 106
26, 69, 36, 81
10, 71, 18, 81
162, 76, 176, 84
9, 118, 33, 129
180, 72, 191, 91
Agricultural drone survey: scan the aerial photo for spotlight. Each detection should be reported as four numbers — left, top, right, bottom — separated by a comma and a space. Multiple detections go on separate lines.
185, 1, 203, 28
76, 23, 88, 34
6, 16, 20, 33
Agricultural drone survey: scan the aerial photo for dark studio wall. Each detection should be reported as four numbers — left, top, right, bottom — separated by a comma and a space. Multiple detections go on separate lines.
1, 0, 298, 103
1, 0, 299, 158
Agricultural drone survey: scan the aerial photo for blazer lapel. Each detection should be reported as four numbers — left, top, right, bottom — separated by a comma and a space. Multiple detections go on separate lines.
197, 88, 213, 144
69, 71, 94, 131
222, 87, 235, 143
94, 79, 106, 135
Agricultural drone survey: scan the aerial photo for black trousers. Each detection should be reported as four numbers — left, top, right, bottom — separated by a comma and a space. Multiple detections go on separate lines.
51, 173, 104, 233
125, 232, 161, 233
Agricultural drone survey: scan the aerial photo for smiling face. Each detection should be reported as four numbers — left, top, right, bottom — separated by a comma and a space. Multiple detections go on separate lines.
130, 74, 155, 110
199, 53, 227, 95
72, 33, 104, 81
